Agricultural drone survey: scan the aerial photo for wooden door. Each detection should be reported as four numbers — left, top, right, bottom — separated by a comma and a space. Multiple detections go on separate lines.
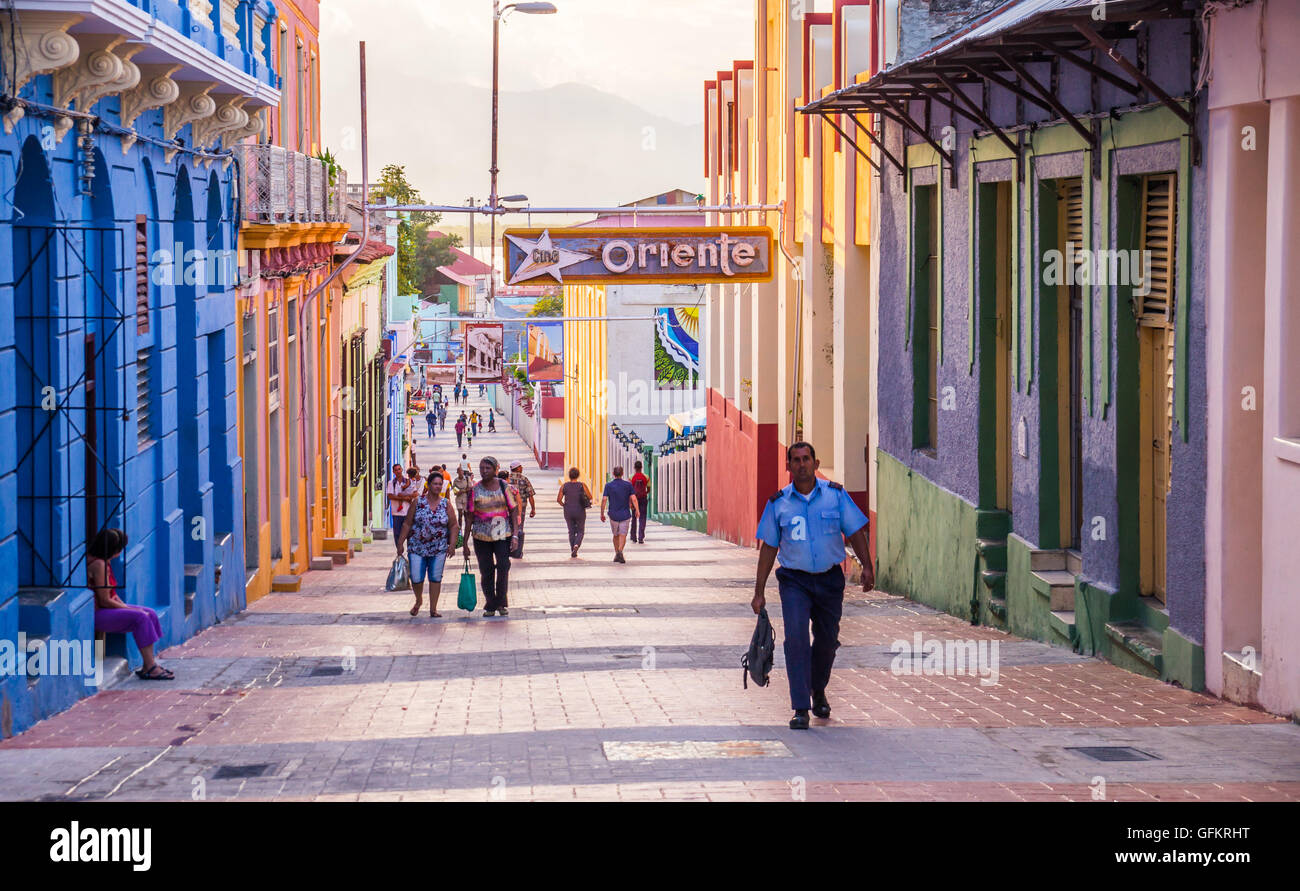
1136, 174, 1175, 602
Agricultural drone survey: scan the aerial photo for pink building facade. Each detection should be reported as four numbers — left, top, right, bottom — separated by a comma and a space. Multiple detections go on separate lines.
1204, 0, 1300, 719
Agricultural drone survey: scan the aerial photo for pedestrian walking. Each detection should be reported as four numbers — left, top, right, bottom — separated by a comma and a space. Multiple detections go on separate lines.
440, 400, 448, 430
461, 456, 521, 617
426, 408, 437, 438
600, 466, 639, 564
558, 467, 593, 558
89, 529, 173, 680
508, 460, 536, 557
488, 412, 497, 433
386, 463, 419, 551
397, 471, 459, 618
478, 383, 485, 397
451, 465, 474, 519
469, 411, 479, 437
751, 442, 873, 730
455, 416, 466, 449
630, 460, 651, 544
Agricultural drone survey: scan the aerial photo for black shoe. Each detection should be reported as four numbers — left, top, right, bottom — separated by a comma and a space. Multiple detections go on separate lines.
482, 610, 495, 617
498, 608, 509, 617
614, 553, 625, 563
789, 710, 810, 730
812, 690, 831, 719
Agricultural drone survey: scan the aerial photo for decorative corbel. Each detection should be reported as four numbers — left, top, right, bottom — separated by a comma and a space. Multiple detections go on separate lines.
220, 106, 265, 169
50, 34, 126, 143
0, 12, 84, 134
192, 95, 248, 151
162, 81, 219, 161
81, 44, 145, 111
119, 64, 182, 154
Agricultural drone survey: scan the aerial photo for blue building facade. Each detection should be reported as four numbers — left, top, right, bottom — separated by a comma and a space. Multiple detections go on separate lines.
1, 0, 279, 735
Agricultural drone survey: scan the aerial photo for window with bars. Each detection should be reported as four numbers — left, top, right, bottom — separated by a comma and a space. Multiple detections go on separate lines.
136, 349, 153, 447
135, 215, 150, 335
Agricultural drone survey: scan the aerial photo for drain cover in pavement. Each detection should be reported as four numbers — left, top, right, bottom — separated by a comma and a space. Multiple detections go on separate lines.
308, 666, 345, 677
213, 763, 276, 779
603, 740, 792, 761
1065, 746, 1159, 762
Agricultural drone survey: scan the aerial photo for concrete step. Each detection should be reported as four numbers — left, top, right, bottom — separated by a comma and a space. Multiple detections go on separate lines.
976, 538, 1007, 572
1106, 620, 1164, 676
1049, 610, 1077, 644
271, 575, 302, 593
370, 527, 389, 541
1030, 549, 1066, 572
1065, 549, 1083, 575
349, 537, 364, 553
1032, 570, 1076, 611
309, 557, 335, 572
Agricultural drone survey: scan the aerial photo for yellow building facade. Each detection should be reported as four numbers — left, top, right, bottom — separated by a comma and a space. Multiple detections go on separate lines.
702, 0, 880, 558
563, 283, 609, 489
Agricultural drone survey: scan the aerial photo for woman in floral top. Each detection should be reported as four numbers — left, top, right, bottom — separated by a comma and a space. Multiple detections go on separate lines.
397, 470, 459, 617
461, 456, 520, 617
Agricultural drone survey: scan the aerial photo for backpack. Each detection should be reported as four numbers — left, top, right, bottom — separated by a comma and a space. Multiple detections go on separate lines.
742, 608, 775, 689
632, 474, 648, 499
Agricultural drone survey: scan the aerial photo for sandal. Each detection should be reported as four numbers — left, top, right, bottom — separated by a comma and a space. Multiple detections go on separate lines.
136, 664, 175, 681
410, 598, 422, 617
430, 611, 441, 618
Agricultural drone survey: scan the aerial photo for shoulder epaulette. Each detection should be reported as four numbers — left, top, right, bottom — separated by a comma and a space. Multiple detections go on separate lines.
828, 481, 844, 491
768, 490, 785, 503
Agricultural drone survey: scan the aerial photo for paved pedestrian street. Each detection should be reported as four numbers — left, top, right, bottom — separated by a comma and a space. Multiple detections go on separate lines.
1, 398, 1297, 802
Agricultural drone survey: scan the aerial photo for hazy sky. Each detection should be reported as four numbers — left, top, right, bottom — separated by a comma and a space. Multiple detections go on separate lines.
319, 0, 756, 208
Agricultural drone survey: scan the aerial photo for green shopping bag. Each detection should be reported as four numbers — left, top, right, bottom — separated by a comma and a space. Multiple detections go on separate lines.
457, 555, 477, 611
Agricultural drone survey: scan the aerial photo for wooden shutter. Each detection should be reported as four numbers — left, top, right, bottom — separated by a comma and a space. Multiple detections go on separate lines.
1063, 178, 1084, 248
135, 215, 150, 334
1140, 173, 1176, 498
1138, 174, 1174, 322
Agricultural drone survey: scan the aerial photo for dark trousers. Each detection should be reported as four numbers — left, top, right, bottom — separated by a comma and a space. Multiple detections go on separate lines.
456, 431, 464, 448
775, 565, 844, 710
634, 496, 648, 542
473, 537, 512, 610
565, 511, 586, 550
427, 420, 436, 437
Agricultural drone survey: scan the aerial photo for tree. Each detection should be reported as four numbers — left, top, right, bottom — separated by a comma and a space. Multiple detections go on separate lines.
368, 164, 458, 296
527, 290, 564, 317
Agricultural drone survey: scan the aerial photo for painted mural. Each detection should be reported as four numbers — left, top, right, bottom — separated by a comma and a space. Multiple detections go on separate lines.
654, 307, 700, 390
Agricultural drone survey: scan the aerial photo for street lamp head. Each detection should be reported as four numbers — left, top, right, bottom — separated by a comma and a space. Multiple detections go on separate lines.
501, 195, 529, 203
513, 2, 558, 12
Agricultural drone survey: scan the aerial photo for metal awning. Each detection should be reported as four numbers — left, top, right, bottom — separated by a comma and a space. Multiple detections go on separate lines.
799, 0, 1198, 183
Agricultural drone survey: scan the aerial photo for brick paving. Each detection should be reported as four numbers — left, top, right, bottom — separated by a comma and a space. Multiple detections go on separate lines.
1, 394, 1296, 801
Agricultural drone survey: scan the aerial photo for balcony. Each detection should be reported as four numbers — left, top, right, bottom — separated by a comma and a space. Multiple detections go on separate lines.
235, 144, 349, 225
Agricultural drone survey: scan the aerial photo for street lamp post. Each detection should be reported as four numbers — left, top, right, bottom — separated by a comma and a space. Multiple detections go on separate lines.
491, 1, 556, 310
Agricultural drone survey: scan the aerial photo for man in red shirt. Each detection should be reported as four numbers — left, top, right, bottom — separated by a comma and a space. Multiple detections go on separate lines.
630, 461, 651, 544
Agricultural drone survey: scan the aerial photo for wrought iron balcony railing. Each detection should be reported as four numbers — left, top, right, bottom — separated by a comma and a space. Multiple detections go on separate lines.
234, 144, 348, 224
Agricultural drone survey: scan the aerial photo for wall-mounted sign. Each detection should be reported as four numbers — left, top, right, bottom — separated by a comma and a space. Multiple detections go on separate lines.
526, 322, 564, 383
503, 227, 774, 286
464, 323, 504, 384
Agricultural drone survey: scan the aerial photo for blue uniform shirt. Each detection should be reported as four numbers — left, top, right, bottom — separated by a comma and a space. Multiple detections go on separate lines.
755, 480, 869, 573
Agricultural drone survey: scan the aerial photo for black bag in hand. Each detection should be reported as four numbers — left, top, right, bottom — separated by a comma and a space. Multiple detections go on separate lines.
742, 608, 775, 689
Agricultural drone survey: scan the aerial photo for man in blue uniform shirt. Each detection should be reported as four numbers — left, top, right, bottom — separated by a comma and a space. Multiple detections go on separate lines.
752, 441, 874, 729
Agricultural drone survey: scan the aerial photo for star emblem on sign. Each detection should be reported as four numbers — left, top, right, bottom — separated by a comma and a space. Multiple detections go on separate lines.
505, 230, 590, 285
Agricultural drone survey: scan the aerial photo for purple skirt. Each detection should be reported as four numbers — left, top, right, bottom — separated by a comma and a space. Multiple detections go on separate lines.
95, 605, 163, 650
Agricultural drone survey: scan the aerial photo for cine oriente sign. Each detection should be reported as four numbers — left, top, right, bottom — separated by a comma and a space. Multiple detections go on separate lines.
503, 227, 774, 286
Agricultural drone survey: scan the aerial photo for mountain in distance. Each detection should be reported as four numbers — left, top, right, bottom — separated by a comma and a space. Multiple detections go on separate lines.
342, 80, 706, 212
